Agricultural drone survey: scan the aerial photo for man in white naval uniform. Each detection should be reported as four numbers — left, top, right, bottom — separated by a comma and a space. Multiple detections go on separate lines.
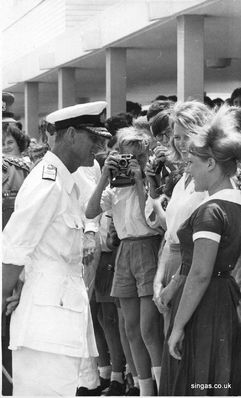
2, 101, 111, 396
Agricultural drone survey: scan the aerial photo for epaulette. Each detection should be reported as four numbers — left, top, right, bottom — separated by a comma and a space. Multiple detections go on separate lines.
2, 156, 30, 172
42, 164, 57, 181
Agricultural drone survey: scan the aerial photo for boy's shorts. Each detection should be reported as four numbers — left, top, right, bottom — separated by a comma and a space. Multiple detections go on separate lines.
111, 235, 162, 298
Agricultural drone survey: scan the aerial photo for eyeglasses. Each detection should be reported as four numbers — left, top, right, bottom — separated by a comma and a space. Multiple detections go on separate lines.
155, 131, 170, 142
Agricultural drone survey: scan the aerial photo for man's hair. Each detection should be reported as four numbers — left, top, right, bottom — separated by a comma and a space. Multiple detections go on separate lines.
126, 101, 142, 117
54, 127, 67, 142
167, 95, 177, 102
147, 100, 173, 121
153, 95, 168, 101
105, 113, 133, 136
204, 96, 214, 109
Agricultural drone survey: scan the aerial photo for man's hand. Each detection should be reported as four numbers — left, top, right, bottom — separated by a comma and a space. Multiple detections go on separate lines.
5, 279, 24, 315
6, 293, 21, 315
83, 232, 96, 266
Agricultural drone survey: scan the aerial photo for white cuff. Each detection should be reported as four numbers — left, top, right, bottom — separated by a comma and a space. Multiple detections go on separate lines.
193, 231, 221, 243
84, 220, 99, 233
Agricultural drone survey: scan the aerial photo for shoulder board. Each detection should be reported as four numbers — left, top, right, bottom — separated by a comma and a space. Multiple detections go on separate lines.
42, 164, 57, 181
3, 156, 30, 172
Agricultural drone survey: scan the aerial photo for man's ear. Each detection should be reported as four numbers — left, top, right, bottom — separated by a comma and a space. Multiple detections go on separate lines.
65, 126, 76, 144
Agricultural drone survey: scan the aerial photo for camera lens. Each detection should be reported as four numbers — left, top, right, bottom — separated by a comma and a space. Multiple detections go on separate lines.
119, 159, 128, 167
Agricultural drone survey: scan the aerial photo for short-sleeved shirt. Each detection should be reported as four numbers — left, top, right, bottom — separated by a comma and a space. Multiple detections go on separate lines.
177, 189, 241, 276
145, 174, 206, 243
165, 174, 206, 244
2, 151, 98, 358
100, 184, 159, 240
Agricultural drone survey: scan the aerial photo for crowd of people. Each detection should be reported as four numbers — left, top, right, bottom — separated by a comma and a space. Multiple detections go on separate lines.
1, 87, 241, 397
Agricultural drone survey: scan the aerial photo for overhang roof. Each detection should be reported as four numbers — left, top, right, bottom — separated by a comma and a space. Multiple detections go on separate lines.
2, 0, 241, 118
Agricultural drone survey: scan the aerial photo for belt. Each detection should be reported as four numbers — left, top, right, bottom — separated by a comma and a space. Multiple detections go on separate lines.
212, 270, 231, 278
180, 263, 232, 278
121, 234, 161, 242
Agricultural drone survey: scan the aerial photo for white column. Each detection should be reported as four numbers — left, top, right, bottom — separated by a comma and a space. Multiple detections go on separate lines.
24, 82, 39, 138
106, 48, 126, 117
177, 15, 204, 102
58, 67, 76, 109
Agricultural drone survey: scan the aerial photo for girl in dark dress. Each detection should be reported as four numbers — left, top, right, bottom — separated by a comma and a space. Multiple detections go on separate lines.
158, 106, 241, 396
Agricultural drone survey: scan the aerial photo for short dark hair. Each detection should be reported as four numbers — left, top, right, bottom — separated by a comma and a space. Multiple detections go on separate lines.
126, 101, 142, 117
212, 97, 224, 109
167, 95, 177, 102
3, 125, 29, 153
16, 121, 23, 130
153, 95, 168, 101
230, 88, 241, 105
147, 100, 173, 121
151, 110, 171, 137
204, 96, 214, 109
105, 113, 133, 136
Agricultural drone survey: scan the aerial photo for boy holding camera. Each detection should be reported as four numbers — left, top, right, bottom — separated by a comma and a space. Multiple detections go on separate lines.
86, 127, 163, 396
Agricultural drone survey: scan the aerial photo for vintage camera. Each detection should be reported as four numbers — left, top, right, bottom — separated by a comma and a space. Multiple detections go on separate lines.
149, 145, 168, 175
149, 154, 165, 175
110, 154, 136, 188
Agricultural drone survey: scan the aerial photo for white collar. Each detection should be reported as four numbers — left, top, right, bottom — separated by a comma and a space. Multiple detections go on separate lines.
200, 189, 241, 207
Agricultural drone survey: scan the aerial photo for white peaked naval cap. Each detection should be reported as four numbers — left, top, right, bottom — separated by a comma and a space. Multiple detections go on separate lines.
46, 101, 111, 139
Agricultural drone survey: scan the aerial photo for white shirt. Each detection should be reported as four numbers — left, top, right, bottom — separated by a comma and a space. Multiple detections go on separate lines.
3, 151, 98, 358
101, 184, 159, 240
145, 173, 206, 244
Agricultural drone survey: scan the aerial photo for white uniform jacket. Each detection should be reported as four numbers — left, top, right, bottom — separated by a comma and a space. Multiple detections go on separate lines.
2, 151, 98, 358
